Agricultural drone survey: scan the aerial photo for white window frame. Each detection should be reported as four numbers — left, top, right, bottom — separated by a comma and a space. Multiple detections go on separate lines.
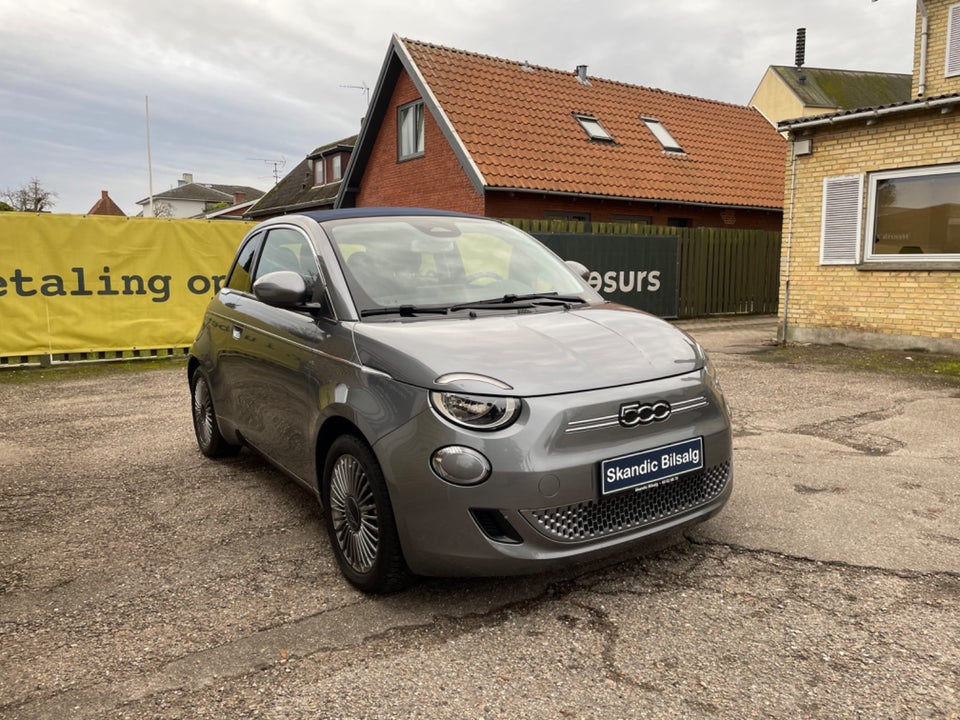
313, 158, 325, 187
819, 174, 863, 265
331, 154, 342, 181
946, 3, 960, 77
863, 164, 960, 263
398, 100, 425, 160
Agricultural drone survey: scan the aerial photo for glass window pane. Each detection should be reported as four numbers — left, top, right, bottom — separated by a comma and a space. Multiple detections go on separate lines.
576, 115, 612, 141
225, 233, 262, 292
399, 102, 424, 158
872, 171, 960, 255
643, 118, 683, 152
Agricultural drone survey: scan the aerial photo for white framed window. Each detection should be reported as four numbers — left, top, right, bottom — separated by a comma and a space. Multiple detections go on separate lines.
331, 154, 342, 181
313, 159, 325, 186
642, 117, 684, 153
398, 100, 425, 160
575, 114, 613, 141
819, 174, 863, 265
864, 164, 960, 262
946, 3, 960, 77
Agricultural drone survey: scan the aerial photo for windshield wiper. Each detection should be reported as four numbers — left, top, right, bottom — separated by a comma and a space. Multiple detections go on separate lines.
359, 304, 451, 318
450, 292, 588, 311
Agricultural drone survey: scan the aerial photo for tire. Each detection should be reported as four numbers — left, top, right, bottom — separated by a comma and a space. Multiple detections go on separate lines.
322, 435, 412, 594
190, 370, 241, 458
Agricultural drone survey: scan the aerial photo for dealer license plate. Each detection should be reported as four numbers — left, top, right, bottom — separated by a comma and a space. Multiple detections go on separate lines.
601, 437, 704, 495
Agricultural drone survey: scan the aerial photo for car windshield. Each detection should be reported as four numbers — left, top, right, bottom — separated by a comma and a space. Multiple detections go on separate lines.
323, 215, 598, 316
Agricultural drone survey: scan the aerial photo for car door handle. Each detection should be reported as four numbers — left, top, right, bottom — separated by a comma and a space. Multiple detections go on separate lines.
232, 326, 243, 340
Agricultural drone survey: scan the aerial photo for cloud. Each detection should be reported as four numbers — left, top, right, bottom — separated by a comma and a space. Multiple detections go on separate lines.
0, 0, 916, 215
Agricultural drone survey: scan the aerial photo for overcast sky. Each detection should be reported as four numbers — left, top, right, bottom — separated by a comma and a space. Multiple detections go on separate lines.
0, 0, 917, 216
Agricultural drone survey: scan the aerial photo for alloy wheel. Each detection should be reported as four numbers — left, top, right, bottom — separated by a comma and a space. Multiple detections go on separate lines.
328, 454, 380, 573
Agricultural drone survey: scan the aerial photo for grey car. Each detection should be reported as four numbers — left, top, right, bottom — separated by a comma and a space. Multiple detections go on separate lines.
188, 208, 732, 593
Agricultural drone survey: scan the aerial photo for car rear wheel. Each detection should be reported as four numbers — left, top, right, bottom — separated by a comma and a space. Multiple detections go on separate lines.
322, 435, 411, 593
190, 370, 241, 458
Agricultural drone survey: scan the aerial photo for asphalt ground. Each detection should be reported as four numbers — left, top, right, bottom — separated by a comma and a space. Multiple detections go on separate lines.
1, 316, 958, 719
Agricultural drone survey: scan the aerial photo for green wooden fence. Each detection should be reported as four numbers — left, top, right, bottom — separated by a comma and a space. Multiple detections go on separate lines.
504, 219, 781, 318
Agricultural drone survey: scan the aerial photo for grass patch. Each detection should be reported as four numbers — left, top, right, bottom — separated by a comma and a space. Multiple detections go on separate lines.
756, 343, 960, 385
0, 356, 188, 385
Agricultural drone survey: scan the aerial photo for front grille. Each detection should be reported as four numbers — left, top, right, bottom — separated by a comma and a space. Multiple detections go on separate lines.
522, 461, 730, 543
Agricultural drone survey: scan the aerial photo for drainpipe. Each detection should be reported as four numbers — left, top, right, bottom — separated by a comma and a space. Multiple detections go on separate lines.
918, 0, 928, 97
780, 144, 798, 345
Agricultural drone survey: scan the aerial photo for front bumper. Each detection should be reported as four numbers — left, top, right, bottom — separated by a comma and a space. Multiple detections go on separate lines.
373, 369, 733, 577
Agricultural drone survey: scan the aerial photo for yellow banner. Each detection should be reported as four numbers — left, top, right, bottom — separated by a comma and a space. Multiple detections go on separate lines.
0, 214, 253, 358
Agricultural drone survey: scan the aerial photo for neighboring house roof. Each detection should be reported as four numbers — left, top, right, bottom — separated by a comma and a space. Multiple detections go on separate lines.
768, 65, 912, 111
195, 198, 261, 220
246, 136, 357, 219
779, 91, 960, 132
87, 190, 126, 217
342, 36, 786, 211
136, 183, 264, 206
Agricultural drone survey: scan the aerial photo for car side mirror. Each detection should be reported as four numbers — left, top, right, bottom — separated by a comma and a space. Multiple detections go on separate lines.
253, 270, 307, 307
565, 260, 590, 280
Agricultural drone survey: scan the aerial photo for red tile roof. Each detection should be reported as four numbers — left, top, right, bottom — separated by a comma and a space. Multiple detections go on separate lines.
400, 38, 786, 210
87, 190, 126, 217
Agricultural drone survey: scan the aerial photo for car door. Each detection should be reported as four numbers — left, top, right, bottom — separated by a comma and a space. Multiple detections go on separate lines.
226, 225, 342, 483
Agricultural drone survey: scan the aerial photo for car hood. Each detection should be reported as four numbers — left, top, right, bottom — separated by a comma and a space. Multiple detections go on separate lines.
351, 304, 703, 396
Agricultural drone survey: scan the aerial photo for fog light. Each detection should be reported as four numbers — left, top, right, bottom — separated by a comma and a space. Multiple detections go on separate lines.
431, 446, 491, 485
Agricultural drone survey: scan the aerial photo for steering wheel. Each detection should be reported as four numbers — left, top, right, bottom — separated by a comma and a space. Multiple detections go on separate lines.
465, 271, 504, 284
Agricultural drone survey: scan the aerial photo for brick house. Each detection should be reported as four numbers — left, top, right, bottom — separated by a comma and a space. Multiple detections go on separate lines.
86, 190, 126, 217
337, 36, 786, 231
778, 0, 960, 353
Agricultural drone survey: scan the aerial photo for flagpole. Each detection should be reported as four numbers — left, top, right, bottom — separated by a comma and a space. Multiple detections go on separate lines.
145, 95, 155, 217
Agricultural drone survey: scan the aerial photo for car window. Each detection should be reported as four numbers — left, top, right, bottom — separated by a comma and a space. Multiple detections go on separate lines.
224, 232, 263, 293
326, 216, 589, 311
254, 227, 333, 316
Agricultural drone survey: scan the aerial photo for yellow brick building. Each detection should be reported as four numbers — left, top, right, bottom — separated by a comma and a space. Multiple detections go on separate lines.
778, 0, 960, 354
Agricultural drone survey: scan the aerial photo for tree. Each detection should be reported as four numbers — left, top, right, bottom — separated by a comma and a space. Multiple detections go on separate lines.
151, 201, 174, 218
1, 178, 58, 212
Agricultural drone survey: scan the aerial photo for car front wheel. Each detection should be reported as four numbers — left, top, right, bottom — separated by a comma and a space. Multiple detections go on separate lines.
322, 435, 411, 593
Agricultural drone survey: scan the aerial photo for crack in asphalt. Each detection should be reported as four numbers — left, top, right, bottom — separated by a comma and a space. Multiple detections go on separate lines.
9, 536, 958, 720
791, 406, 907, 456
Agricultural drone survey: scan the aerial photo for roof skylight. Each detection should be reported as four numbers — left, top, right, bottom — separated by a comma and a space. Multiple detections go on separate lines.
575, 114, 614, 142
642, 117, 684, 153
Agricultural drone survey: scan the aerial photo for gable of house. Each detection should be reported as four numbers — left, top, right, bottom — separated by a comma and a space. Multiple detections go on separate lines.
751, 66, 911, 125
340, 36, 786, 229
87, 190, 126, 217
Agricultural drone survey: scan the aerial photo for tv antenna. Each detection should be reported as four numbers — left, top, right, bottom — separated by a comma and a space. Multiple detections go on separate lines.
248, 157, 286, 184
341, 82, 370, 107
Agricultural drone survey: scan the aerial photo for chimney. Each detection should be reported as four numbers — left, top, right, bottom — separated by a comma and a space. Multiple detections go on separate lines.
101, 190, 109, 200
575, 64, 589, 84
233, 192, 247, 204
795, 28, 806, 69
179, 172, 194, 186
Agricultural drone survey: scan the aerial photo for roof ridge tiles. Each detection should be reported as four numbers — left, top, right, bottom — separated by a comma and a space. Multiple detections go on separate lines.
401, 36, 755, 110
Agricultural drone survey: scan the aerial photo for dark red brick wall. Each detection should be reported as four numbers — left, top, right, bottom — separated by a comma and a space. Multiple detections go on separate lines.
355, 73, 484, 214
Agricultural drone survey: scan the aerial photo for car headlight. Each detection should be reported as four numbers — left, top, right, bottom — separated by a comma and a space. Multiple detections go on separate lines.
429, 391, 521, 431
